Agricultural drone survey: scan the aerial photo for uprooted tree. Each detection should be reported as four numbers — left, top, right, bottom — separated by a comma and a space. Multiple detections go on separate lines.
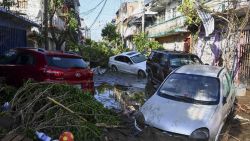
0, 82, 120, 140
179, 0, 250, 79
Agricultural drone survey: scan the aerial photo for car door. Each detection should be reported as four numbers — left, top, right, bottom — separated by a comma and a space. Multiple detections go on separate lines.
15, 52, 37, 85
0, 50, 18, 85
114, 56, 123, 71
158, 54, 170, 82
147, 52, 159, 80
123, 56, 134, 74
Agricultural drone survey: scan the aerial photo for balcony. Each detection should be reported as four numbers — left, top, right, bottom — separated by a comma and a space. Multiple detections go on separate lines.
146, 16, 188, 38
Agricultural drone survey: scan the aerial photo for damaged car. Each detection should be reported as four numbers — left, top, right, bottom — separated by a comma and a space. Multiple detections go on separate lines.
135, 65, 236, 141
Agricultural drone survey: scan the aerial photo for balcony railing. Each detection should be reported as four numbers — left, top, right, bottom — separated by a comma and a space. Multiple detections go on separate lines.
146, 16, 186, 38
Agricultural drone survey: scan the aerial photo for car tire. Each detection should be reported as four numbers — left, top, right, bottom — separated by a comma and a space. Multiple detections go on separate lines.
138, 70, 146, 78
111, 65, 118, 72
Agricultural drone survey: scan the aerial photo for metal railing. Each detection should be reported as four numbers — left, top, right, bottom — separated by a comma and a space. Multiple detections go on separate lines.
146, 16, 186, 38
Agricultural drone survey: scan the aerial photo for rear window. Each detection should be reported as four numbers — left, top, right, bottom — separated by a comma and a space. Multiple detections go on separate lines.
169, 55, 201, 67
46, 56, 88, 69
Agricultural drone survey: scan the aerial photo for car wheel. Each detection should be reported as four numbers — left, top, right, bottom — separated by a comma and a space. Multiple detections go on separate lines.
138, 70, 146, 78
111, 65, 118, 72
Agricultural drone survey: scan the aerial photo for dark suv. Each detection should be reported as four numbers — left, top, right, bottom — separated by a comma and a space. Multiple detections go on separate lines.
146, 50, 202, 85
0, 48, 94, 93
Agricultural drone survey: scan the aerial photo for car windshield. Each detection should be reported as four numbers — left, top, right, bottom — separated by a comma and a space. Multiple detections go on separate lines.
47, 56, 88, 69
158, 73, 220, 105
130, 54, 146, 63
170, 55, 201, 67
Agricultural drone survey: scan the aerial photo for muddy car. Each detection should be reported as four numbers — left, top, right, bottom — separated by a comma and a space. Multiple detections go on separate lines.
135, 65, 236, 141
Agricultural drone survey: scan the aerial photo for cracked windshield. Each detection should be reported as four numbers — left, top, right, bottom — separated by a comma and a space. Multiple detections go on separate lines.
0, 0, 250, 141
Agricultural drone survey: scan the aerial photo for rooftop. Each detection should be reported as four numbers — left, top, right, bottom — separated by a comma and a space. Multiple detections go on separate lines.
175, 65, 224, 78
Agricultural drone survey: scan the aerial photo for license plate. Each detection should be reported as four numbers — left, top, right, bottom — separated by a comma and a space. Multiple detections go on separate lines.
73, 84, 82, 89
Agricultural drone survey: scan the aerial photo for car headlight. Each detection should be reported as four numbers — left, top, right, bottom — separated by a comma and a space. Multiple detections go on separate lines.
190, 128, 209, 141
134, 111, 145, 131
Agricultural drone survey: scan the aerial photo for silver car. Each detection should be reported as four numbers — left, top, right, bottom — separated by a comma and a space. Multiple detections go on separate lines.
135, 65, 236, 141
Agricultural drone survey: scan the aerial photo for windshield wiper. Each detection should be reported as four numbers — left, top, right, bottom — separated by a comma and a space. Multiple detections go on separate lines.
173, 95, 194, 102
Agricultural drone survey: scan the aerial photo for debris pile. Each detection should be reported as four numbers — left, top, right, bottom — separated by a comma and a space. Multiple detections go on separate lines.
0, 82, 120, 140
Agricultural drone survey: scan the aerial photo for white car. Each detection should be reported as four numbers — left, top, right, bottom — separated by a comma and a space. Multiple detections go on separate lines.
135, 65, 236, 141
109, 51, 147, 78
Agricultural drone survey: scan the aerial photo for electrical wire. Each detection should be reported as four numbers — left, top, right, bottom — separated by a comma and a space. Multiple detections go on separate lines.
80, 0, 105, 15
89, 0, 107, 29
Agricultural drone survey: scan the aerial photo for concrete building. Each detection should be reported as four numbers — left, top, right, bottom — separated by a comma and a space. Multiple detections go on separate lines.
145, 0, 191, 52
194, 0, 250, 85
0, 7, 39, 55
1, 0, 81, 51
115, 1, 142, 49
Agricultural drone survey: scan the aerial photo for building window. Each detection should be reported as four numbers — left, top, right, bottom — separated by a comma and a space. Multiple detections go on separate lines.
17, 0, 27, 9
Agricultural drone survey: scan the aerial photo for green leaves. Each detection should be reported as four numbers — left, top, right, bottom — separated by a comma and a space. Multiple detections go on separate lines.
178, 0, 201, 26
133, 33, 163, 55
101, 23, 120, 42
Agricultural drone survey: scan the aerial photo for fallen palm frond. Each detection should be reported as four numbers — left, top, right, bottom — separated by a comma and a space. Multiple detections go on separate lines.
1, 82, 120, 140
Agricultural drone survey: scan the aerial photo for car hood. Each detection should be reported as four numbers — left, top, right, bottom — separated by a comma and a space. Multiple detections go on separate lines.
140, 94, 217, 135
134, 61, 146, 71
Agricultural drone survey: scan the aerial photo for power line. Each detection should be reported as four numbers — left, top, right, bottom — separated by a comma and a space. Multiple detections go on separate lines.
80, 0, 105, 15
89, 0, 108, 29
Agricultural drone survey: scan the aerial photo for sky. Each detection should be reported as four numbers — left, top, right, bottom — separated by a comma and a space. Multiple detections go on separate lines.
79, 0, 122, 41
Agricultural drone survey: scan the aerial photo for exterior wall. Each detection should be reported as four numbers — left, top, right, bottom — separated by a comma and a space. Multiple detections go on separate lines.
115, 2, 141, 46
155, 33, 190, 51
0, 25, 27, 55
145, 0, 190, 51
9, 0, 43, 24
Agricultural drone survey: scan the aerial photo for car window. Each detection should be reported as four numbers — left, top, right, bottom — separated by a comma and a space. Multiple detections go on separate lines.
152, 52, 162, 63
0, 50, 17, 64
130, 54, 146, 63
16, 54, 35, 65
46, 56, 88, 69
160, 54, 168, 65
158, 73, 220, 105
124, 56, 132, 64
222, 74, 230, 98
114, 56, 123, 62
169, 55, 201, 67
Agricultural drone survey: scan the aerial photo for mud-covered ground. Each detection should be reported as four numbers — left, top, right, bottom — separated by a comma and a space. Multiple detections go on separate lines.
94, 71, 250, 141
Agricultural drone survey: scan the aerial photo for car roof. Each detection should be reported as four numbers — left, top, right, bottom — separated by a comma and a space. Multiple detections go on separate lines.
14, 48, 82, 58
120, 51, 140, 57
152, 50, 196, 56
175, 65, 224, 78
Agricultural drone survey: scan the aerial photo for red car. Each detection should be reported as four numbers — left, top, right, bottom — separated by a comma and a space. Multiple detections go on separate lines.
0, 48, 94, 94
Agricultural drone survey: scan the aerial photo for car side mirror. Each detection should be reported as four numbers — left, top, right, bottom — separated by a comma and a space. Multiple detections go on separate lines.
223, 97, 227, 105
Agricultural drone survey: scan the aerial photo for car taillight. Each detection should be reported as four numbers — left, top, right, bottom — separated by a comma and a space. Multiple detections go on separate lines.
45, 69, 64, 77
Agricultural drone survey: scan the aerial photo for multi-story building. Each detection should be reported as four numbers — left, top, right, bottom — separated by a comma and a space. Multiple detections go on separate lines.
145, 0, 191, 52
115, 1, 142, 49
2, 0, 81, 50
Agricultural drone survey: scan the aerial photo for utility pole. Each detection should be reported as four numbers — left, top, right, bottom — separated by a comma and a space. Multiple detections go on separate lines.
44, 0, 49, 50
141, 0, 145, 33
